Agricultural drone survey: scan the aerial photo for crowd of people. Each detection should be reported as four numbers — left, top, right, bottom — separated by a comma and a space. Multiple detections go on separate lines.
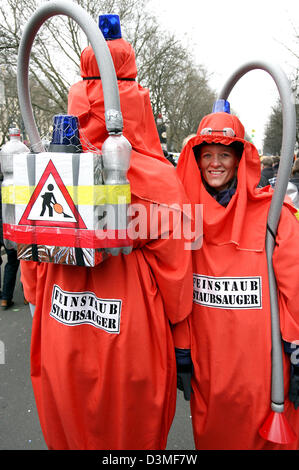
1, 13, 299, 452
259, 154, 299, 215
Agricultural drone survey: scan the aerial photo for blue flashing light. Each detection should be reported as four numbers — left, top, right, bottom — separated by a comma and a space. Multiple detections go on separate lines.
51, 115, 81, 147
98, 14, 122, 40
212, 99, 231, 114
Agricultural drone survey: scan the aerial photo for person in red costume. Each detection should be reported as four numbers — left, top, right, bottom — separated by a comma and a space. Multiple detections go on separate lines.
20, 16, 193, 450
174, 102, 299, 450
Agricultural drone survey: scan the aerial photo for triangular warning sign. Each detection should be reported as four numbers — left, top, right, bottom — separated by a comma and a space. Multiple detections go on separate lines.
19, 159, 87, 229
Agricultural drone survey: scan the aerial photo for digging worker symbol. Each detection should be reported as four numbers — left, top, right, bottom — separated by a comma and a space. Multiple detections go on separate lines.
40, 184, 57, 217
39, 183, 71, 218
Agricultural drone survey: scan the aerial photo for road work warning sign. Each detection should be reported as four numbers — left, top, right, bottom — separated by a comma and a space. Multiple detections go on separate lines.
19, 159, 86, 228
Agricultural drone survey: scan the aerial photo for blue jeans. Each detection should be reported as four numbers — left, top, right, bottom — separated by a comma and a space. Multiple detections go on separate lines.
1, 246, 20, 301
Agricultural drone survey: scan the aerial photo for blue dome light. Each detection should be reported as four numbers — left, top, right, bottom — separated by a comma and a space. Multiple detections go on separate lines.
51, 115, 81, 147
212, 99, 231, 114
98, 14, 122, 40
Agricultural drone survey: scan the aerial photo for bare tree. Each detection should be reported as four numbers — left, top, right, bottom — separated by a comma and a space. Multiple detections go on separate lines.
263, 101, 283, 156
0, 0, 215, 149
263, 28, 299, 155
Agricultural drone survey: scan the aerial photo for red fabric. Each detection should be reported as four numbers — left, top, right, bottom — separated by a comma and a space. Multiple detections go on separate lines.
4, 224, 131, 248
20, 39, 193, 450
175, 111, 299, 450
178, 112, 279, 251
68, 40, 164, 157
67, 40, 176, 207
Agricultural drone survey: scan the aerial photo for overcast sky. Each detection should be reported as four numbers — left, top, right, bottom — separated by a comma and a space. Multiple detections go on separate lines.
148, 0, 298, 152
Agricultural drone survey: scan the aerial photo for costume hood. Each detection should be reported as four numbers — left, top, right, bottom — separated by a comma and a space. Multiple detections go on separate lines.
198, 112, 245, 139
68, 39, 186, 207
68, 39, 164, 158
177, 112, 281, 250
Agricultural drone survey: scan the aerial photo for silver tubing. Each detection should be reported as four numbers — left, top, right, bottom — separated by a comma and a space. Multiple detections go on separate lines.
218, 61, 296, 410
17, 0, 123, 151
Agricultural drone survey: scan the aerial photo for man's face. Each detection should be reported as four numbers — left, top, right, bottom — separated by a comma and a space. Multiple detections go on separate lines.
198, 144, 239, 191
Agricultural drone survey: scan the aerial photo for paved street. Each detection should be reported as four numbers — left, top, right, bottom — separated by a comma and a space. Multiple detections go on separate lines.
0, 255, 194, 451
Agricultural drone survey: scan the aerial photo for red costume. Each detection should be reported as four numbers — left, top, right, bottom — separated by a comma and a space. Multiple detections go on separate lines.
175, 111, 299, 449
20, 38, 193, 450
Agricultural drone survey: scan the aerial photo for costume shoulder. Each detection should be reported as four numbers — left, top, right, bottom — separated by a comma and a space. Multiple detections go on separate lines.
129, 149, 188, 206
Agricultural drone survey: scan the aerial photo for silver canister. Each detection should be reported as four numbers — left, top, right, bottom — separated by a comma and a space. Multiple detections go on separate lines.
102, 134, 132, 255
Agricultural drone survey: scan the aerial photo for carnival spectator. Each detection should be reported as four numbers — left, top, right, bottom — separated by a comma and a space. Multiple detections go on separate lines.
259, 155, 274, 186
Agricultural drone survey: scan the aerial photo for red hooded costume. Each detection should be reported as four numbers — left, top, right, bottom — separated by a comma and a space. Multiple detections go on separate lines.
175, 111, 299, 450
20, 39, 193, 450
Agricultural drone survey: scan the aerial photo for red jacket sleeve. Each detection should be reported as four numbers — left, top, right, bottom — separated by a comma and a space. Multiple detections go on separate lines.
171, 318, 191, 349
20, 260, 39, 305
273, 205, 299, 342
141, 202, 193, 325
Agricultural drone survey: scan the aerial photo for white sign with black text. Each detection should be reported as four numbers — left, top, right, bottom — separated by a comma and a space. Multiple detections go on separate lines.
193, 274, 262, 309
50, 284, 122, 333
